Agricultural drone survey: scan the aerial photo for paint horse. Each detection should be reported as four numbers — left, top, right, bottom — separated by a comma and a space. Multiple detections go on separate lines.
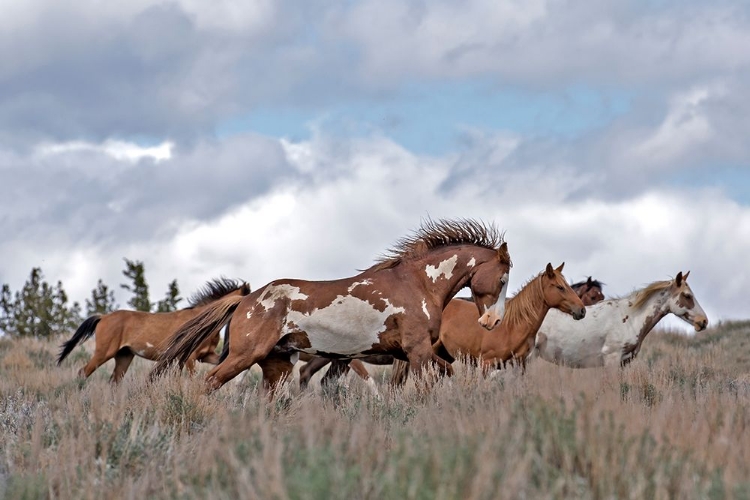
535, 271, 708, 367
57, 278, 251, 382
392, 263, 585, 384
571, 277, 605, 306
152, 219, 512, 392
304, 274, 606, 389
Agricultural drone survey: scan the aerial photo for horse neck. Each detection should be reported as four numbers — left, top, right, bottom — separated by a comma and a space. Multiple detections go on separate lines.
499, 276, 549, 342
624, 289, 671, 341
412, 246, 485, 303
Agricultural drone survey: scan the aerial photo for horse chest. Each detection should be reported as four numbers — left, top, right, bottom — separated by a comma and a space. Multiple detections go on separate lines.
283, 295, 405, 355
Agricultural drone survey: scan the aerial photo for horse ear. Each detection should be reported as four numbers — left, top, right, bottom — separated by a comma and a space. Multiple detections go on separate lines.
683, 270, 690, 281
675, 272, 684, 287
555, 262, 565, 273
545, 263, 555, 278
497, 242, 509, 261
587, 276, 593, 285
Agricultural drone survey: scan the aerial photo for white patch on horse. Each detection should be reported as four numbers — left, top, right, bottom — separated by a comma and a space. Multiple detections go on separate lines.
258, 284, 309, 311
246, 310, 253, 319
467, 257, 476, 268
422, 299, 430, 319
347, 279, 373, 293
425, 255, 458, 282
286, 295, 405, 355
146, 342, 154, 348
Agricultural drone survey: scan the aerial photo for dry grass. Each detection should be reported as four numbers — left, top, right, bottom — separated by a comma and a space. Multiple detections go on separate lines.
2, 322, 750, 499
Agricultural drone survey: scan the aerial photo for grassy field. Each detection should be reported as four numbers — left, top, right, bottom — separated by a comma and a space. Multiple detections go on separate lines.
2, 321, 750, 499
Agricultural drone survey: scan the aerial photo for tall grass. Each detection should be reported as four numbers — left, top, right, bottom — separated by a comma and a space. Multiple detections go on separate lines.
2, 322, 750, 499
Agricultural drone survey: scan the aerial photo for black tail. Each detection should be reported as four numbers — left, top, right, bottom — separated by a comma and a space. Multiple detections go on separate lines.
57, 315, 101, 365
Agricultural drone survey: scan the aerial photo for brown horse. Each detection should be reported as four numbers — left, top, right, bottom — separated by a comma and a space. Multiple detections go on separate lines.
392, 263, 585, 384
152, 219, 512, 392
571, 277, 605, 306
57, 278, 251, 382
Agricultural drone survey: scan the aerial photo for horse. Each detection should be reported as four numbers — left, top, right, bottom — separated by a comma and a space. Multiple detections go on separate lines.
57, 278, 251, 382
302, 274, 606, 389
571, 277, 605, 306
151, 218, 512, 392
391, 263, 585, 384
534, 271, 708, 367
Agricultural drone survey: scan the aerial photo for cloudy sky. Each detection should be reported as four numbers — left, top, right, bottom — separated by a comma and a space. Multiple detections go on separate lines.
1, 0, 749, 331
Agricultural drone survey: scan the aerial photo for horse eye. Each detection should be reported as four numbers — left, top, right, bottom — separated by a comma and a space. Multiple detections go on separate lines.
556, 285, 565, 291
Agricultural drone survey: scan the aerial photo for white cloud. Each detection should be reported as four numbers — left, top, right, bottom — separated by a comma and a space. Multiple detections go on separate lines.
36, 139, 174, 163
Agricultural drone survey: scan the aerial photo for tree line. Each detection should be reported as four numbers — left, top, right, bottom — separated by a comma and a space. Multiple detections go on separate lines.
0, 258, 183, 338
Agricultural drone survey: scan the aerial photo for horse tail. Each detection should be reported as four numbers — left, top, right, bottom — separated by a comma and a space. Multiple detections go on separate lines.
390, 359, 410, 386
57, 315, 101, 365
150, 294, 245, 380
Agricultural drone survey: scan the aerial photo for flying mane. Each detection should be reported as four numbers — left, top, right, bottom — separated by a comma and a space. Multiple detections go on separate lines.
502, 272, 546, 329
187, 278, 249, 308
631, 280, 672, 310
369, 218, 509, 272
571, 277, 605, 291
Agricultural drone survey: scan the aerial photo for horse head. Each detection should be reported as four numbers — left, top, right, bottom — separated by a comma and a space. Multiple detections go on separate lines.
572, 276, 605, 306
667, 271, 708, 331
470, 242, 512, 330
542, 263, 586, 320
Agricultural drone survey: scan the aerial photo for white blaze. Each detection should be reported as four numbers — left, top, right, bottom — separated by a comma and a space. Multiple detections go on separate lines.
286, 295, 405, 355
467, 257, 476, 268
425, 255, 458, 282
485, 273, 510, 321
422, 299, 430, 319
258, 284, 308, 311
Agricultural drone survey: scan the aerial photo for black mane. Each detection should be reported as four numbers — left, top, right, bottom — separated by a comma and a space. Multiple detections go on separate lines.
187, 277, 249, 308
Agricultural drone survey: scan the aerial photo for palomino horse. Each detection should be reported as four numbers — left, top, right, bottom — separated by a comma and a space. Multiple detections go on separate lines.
571, 277, 605, 306
392, 263, 585, 384
57, 278, 251, 382
152, 219, 512, 391
303, 274, 606, 388
535, 271, 708, 367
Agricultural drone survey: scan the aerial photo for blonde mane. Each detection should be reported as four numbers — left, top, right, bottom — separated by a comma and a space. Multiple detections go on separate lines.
369, 218, 508, 272
502, 273, 545, 329
631, 280, 672, 310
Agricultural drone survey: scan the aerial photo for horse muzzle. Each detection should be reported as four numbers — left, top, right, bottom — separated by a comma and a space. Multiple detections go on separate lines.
694, 317, 708, 332
478, 311, 502, 330
572, 307, 586, 321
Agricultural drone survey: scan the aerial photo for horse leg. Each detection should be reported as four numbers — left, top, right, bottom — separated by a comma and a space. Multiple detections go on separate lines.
110, 349, 135, 384
78, 339, 120, 379
299, 357, 332, 390
390, 359, 410, 387
198, 353, 222, 365
321, 359, 351, 389
204, 326, 280, 392
258, 356, 295, 398
348, 359, 381, 398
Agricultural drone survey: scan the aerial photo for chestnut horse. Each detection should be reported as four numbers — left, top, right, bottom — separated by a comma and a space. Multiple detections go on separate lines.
535, 271, 708, 367
57, 278, 251, 382
571, 277, 605, 306
392, 263, 585, 384
152, 219, 512, 391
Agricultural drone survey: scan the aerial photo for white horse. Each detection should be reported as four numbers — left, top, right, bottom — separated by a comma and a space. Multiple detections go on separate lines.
534, 272, 708, 367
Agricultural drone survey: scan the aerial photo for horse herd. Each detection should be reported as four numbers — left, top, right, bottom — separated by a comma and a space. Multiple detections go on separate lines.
56, 218, 709, 396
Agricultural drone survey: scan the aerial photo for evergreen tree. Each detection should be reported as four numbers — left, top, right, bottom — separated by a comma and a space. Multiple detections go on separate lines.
0, 284, 12, 335
86, 279, 118, 315
1, 268, 81, 337
156, 279, 182, 312
120, 258, 151, 312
